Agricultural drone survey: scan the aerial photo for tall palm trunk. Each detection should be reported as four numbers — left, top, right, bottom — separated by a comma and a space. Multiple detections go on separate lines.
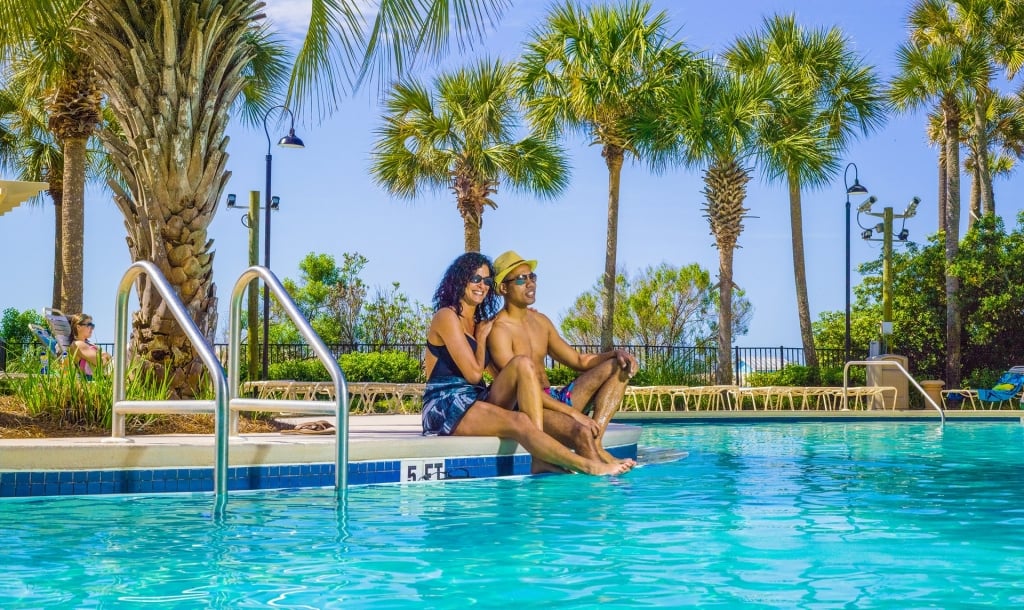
937, 138, 947, 234
942, 94, 962, 388
973, 94, 994, 216
84, 0, 258, 396
47, 62, 102, 315
704, 159, 750, 385
453, 171, 490, 252
787, 172, 817, 371
58, 137, 86, 313
600, 143, 624, 352
968, 163, 980, 229
49, 188, 64, 310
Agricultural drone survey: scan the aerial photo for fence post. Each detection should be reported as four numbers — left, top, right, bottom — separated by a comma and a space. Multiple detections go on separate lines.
734, 345, 740, 385
0, 338, 6, 372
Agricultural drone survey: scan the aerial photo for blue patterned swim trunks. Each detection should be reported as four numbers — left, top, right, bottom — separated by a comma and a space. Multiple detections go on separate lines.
544, 381, 576, 407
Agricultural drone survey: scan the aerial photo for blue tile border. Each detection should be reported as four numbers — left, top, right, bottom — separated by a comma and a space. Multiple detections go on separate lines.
0, 444, 638, 498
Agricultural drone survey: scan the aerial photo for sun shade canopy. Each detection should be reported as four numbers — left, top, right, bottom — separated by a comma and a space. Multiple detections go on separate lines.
0, 180, 49, 218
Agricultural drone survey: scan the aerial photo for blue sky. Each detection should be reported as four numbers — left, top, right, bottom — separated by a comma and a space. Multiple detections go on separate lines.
2, 0, 1022, 348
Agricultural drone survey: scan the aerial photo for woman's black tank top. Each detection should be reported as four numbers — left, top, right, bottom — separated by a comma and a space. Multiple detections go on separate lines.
426, 334, 477, 380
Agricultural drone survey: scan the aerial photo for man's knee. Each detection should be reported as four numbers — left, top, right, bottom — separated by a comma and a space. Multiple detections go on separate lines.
508, 355, 536, 376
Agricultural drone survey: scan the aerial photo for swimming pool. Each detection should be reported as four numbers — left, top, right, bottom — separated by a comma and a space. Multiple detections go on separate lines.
3, 421, 1024, 607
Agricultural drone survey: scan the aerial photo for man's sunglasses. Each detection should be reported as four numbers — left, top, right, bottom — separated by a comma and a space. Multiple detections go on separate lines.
468, 275, 495, 288
502, 272, 537, 285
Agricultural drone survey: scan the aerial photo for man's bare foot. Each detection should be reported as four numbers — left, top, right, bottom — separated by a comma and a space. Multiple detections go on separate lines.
579, 459, 631, 476
598, 446, 636, 467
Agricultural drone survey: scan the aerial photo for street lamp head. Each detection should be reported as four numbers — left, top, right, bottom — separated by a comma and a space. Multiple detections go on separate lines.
857, 195, 877, 213
904, 196, 920, 218
278, 128, 305, 149
226, 193, 237, 208
270, 196, 280, 210
847, 179, 868, 195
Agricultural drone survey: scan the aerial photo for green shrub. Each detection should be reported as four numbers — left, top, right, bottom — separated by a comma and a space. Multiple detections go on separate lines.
630, 356, 703, 387
962, 367, 1003, 390
546, 366, 577, 387
11, 359, 172, 428
268, 350, 424, 383
746, 365, 864, 387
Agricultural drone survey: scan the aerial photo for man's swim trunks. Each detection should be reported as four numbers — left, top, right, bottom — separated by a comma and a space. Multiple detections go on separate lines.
544, 381, 575, 407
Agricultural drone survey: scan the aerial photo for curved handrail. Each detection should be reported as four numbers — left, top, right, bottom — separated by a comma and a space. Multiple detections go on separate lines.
112, 261, 230, 514
228, 266, 350, 498
843, 360, 945, 424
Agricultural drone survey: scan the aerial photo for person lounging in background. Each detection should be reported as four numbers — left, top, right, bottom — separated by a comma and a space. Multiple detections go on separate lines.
420, 252, 630, 476
68, 313, 110, 380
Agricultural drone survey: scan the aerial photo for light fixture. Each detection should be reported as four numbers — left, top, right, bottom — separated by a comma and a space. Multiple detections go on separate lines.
898, 228, 909, 241
861, 229, 873, 240
226, 193, 237, 208
857, 195, 877, 213
278, 129, 305, 149
270, 196, 280, 210
875, 223, 884, 234
904, 196, 920, 218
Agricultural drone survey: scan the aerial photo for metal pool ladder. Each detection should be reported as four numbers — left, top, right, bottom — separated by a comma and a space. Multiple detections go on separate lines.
107, 262, 350, 515
843, 360, 945, 424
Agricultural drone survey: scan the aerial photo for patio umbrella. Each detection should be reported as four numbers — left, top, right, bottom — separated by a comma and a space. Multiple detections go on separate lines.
0, 179, 49, 217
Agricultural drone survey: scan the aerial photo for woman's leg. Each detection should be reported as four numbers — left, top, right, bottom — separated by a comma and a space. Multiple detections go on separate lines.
454, 401, 629, 476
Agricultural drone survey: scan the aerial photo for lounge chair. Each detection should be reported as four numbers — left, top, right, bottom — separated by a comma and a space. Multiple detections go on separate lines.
27, 308, 74, 373
942, 366, 1024, 410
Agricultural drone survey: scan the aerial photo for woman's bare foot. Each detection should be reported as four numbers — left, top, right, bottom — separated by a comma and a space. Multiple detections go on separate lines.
531, 458, 570, 475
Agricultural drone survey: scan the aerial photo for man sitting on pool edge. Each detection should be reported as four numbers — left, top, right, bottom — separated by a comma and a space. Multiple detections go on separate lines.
487, 250, 638, 464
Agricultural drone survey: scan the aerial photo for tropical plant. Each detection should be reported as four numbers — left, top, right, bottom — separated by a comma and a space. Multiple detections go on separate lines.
645, 57, 820, 384
518, 0, 696, 350
0, 0, 104, 314
371, 58, 567, 252
725, 13, 886, 371
559, 262, 750, 347
77, 0, 290, 396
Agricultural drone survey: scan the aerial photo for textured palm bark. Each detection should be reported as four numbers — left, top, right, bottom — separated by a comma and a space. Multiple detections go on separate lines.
788, 173, 817, 372
83, 0, 257, 395
942, 94, 962, 388
600, 143, 624, 352
704, 160, 750, 385
49, 187, 64, 310
453, 169, 495, 253
47, 61, 101, 315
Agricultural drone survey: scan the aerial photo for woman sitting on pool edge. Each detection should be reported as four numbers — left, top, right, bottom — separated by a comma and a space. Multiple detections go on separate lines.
421, 252, 630, 476
68, 313, 111, 380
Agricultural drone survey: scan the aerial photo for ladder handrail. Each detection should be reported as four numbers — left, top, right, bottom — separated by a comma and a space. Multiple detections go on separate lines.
111, 261, 230, 514
843, 360, 945, 424
228, 266, 351, 499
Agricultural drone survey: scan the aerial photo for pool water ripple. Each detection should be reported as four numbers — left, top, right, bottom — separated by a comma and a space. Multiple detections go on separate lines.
4, 422, 1024, 606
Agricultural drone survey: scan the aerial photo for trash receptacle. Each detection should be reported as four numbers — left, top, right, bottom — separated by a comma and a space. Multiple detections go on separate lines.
867, 354, 909, 409
920, 380, 944, 410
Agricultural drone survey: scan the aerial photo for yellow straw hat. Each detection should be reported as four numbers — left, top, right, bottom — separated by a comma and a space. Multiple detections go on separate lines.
493, 250, 538, 285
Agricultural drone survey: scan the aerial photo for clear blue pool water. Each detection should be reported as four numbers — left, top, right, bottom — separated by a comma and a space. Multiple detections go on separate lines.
3, 421, 1024, 608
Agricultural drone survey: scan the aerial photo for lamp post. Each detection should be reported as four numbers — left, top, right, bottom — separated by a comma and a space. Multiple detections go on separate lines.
226, 191, 262, 382
858, 195, 920, 353
261, 106, 305, 379
844, 163, 868, 362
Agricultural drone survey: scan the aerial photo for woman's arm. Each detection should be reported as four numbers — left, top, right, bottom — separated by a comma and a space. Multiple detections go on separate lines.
426, 309, 489, 384
71, 340, 104, 367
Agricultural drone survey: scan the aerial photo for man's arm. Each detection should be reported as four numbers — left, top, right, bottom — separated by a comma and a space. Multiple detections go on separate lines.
543, 314, 637, 375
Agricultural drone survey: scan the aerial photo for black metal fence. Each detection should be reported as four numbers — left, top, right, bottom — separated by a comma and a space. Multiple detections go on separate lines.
1, 337, 856, 384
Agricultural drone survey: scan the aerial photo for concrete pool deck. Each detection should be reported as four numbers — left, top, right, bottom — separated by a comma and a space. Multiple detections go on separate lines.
1, 409, 1020, 497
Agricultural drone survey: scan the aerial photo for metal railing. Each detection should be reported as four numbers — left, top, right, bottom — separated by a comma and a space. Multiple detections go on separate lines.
104, 261, 231, 517
226, 266, 350, 500
843, 360, 945, 424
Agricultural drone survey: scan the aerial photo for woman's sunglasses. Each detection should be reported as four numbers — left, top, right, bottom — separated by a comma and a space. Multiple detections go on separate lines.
79, 322, 95, 329
468, 274, 495, 288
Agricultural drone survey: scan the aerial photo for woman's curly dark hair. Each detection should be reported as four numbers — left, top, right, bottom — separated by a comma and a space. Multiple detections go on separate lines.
432, 252, 499, 322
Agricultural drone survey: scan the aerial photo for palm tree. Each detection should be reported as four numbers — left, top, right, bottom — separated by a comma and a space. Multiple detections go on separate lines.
725, 14, 886, 372
370, 58, 568, 252
890, 0, 993, 387
0, 0, 102, 314
75, 0, 290, 393
518, 0, 695, 350
646, 60, 820, 384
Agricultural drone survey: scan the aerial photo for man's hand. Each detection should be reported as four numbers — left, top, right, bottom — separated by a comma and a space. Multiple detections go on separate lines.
614, 349, 638, 378
571, 409, 601, 438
